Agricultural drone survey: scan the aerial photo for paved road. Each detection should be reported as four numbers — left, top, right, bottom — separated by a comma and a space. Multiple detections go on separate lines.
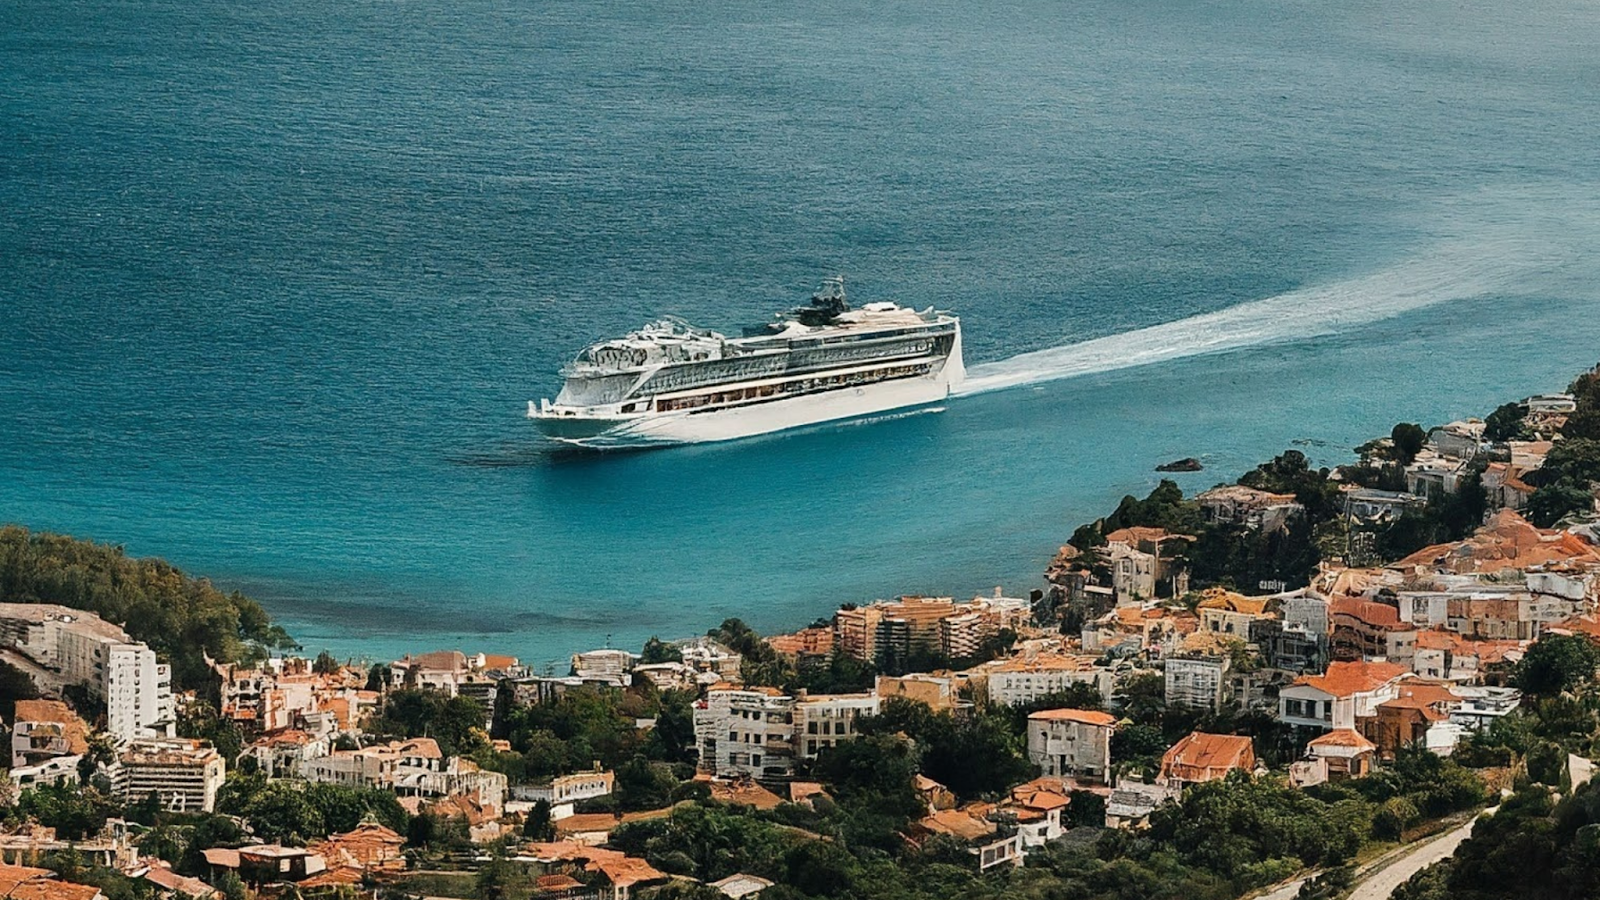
1255, 807, 1497, 900
1344, 813, 1486, 900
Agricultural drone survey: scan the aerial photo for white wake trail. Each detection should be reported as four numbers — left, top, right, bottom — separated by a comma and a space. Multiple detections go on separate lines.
955, 228, 1565, 396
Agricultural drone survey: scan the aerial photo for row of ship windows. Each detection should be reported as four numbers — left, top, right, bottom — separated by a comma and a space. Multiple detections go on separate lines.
652, 363, 932, 413
643, 340, 934, 393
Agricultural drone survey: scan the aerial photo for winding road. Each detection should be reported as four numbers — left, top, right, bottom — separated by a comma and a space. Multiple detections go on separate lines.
1255, 806, 1496, 900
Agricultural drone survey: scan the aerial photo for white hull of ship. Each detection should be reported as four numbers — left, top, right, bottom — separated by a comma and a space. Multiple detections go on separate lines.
540, 348, 962, 448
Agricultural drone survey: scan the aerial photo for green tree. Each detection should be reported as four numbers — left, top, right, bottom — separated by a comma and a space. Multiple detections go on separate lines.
1483, 402, 1527, 442
176, 701, 243, 766
1515, 634, 1600, 697
368, 689, 489, 758
1392, 423, 1427, 465
216, 872, 249, 900
523, 799, 554, 840
640, 637, 682, 665
0, 526, 297, 691
1528, 482, 1594, 528
313, 650, 340, 674
1066, 789, 1107, 828
1069, 521, 1107, 553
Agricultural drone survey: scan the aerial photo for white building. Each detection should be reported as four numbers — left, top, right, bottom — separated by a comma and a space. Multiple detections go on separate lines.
1025, 709, 1115, 782
515, 770, 615, 819
1102, 543, 1157, 604
241, 730, 330, 779
794, 692, 878, 760
0, 604, 173, 742
981, 655, 1115, 707
572, 649, 637, 680
113, 738, 226, 813
1278, 661, 1408, 731
11, 699, 89, 768
10, 755, 82, 792
694, 687, 795, 779
1164, 655, 1233, 711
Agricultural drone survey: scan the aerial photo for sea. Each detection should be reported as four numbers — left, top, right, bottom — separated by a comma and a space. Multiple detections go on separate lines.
4, 0, 1600, 670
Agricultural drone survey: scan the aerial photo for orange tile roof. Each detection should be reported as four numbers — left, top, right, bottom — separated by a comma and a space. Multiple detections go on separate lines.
0, 864, 102, 900
1027, 708, 1117, 727
1329, 597, 1403, 628
1105, 526, 1195, 546
1414, 630, 1466, 651
142, 865, 221, 899
1396, 510, 1600, 573
1160, 732, 1255, 780
1390, 680, 1461, 705
524, 842, 666, 889
917, 808, 997, 841
1551, 615, 1600, 642
707, 779, 785, 810
309, 822, 406, 871
297, 866, 365, 889
1010, 787, 1071, 812
1196, 588, 1271, 615
1293, 661, 1409, 698
11, 700, 89, 756
399, 650, 469, 672
1307, 729, 1377, 751
0, 865, 52, 895
554, 807, 671, 837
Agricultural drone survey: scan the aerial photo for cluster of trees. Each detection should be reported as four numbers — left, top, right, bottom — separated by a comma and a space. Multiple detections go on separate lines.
0, 526, 297, 690
367, 688, 494, 758
611, 742, 1485, 900
1526, 437, 1600, 526
1395, 628, 1600, 900
1395, 782, 1600, 900
1071, 459, 1333, 597
216, 774, 410, 844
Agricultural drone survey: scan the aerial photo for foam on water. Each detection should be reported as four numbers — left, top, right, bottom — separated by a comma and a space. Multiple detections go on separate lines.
958, 190, 1598, 395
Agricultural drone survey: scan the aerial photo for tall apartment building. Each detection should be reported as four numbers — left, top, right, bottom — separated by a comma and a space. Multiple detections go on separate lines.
833, 605, 884, 663
694, 687, 796, 780
939, 612, 990, 661
1163, 654, 1233, 711
0, 604, 174, 742
794, 692, 879, 760
1025, 709, 1116, 782
113, 738, 226, 812
982, 654, 1115, 707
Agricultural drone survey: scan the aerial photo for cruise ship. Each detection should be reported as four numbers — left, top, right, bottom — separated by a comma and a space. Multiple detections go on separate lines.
530, 278, 963, 447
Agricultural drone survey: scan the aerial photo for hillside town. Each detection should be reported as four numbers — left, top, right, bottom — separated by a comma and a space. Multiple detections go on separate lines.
3, 368, 1600, 900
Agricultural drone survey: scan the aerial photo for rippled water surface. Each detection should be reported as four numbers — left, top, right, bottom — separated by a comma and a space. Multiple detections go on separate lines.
4, 0, 1599, 665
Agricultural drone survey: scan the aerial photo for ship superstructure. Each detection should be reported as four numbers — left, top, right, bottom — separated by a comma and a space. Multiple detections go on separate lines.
530, 278, 963, 446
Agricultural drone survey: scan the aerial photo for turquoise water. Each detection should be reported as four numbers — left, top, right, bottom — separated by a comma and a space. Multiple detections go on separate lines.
4, 0, 1599, 668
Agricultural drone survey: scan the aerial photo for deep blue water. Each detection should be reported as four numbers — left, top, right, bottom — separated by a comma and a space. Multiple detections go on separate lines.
4, 0, 1599, 668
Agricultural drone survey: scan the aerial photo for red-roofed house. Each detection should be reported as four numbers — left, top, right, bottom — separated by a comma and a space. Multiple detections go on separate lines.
10, 700, 91, 770
524, 841, 669, 900
1329, 597, 1416, 662
912, 806, 1023, 872
1363, 682, 1464, 758
1158, 732, 1255, 788
1278, 661, 1409, 731
0, 863, 104, 900
1305, 729, 1377, 779
1025, 708, 1116, 783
